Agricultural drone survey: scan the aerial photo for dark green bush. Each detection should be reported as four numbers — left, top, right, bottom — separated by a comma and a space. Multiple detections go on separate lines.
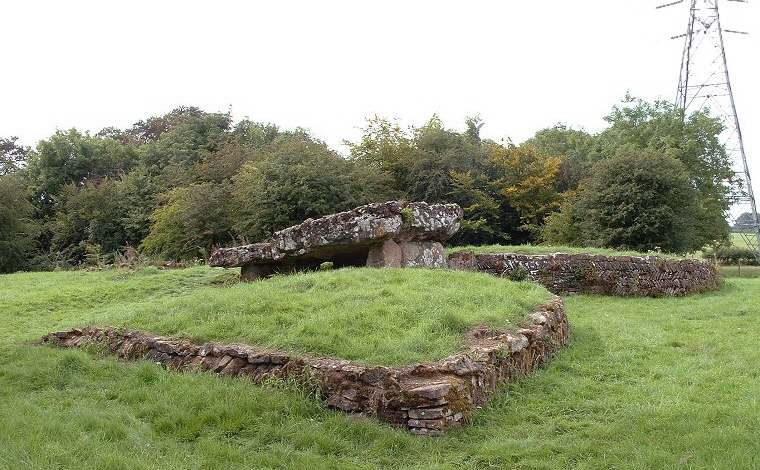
702, 245, 759, 265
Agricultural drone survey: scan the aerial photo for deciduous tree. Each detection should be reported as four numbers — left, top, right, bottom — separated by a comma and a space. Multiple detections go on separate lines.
1, 136, 30, 176
140, 182, 236, 261
598, 95, 731, 246
0, 175, 39, 272
233, 135, 361, 241
575, 149, 700, 253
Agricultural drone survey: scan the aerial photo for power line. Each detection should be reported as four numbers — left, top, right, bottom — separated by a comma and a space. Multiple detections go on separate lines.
660, 0, 760, 261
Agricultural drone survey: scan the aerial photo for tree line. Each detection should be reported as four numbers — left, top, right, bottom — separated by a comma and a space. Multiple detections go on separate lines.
0, 96, 734, 273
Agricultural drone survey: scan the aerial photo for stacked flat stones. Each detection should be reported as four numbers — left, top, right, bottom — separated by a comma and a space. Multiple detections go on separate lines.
43, 297, 568, 435
449, 251, 719, 297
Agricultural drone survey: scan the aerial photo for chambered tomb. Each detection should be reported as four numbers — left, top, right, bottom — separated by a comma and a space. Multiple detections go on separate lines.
208, 201, 463, 280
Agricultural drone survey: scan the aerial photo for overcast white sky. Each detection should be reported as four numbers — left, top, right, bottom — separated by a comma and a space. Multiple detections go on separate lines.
2, 1, 758, 201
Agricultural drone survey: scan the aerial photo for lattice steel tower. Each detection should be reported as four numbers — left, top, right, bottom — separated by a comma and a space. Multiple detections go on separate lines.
660, 0, 760, 260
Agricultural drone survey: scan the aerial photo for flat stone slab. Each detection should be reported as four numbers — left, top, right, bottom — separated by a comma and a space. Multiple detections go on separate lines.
208, 201, 463, 279
42, 297, 569, 435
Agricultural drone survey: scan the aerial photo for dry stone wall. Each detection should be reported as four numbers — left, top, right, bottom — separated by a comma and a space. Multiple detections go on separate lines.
449, 251, 719, 297
42, 298, 569, 435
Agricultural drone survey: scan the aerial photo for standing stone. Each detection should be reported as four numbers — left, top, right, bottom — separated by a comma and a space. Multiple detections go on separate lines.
399, 241, 447, 268
366, 239, 402, 268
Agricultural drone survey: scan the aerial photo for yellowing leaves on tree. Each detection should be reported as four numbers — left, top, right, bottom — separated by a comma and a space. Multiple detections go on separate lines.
487, 142, 561, 233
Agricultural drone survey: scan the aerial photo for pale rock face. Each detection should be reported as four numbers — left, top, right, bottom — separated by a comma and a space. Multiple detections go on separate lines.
208, 201, 463, 280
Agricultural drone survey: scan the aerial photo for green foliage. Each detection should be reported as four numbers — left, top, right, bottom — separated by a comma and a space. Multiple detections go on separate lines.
407, 116, 482, 202
117, 170, 161, 246
539, 193, 584, 246
182, 122, 280, 185
50, 179, 132, 264
136, 111, 232, 187
448, 169, 505, 245
351, 116, 562, 246
524, 124, 597, 192
233, 135, 362, 241
349, 115, 488, 205
448, 141, 561, 245
26, 129, 137, 215
598, 95, 731, 246
702, 244, 759, 266
3, 98, 737, 270
0, 175, 39, 272
536, 96, 732, 253
347, 116, 415, 193
0, 136, 30, 176
124, 105, 207, 145
488, 142, 561, 237
141, 183, 235, 261
575, 149, 700, 253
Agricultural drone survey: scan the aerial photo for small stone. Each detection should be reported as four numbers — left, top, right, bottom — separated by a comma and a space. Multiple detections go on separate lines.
408, 407, 450, 420
341, 388, 359, 400
325, 394, 361, 411
407, 419, 446, 430
407, 382, 452, 400
248, 353, 271, 364
408, 427, 445, 436
269, 353, 289, 365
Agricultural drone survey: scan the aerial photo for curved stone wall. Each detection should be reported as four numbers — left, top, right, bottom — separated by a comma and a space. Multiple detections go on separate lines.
449, 251, 719, 297
42, 298, 569, 436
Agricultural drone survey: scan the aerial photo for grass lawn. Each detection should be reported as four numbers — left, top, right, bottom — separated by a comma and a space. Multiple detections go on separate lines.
1, 267, 550, 365
448, 244, 686, 259
1, 266, 759, 469
718, 265, 760, 278
730, 231, 758, 248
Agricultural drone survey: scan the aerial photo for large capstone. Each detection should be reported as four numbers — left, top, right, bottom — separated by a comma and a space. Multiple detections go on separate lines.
208, 201, 462, 280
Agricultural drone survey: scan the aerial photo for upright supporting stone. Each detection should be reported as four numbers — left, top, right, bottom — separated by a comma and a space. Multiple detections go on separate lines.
399, 241, 447, 268
366, 240, 402, 268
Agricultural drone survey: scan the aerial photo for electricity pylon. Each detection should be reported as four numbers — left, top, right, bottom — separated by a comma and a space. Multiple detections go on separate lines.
659, 0, 760, 261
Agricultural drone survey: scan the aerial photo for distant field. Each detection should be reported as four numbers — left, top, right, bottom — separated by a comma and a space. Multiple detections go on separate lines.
731, 231, 759, 248
718, 265, 760, 278
2, 266, 759, 468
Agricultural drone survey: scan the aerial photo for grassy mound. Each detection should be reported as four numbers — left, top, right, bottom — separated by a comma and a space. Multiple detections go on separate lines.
6, 266, 551, 365
2, 265, 760, 468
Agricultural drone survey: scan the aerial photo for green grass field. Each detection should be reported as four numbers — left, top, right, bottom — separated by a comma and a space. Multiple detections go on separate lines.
1, 267, 550, 365
1, 266, 759, 469
730, 231, 756, 247
448, 244, 684, 259
718, 265, 760, 278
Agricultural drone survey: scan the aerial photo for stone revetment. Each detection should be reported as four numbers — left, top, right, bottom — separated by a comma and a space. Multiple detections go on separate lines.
40, 201, 725, 435
448, 251, 719, 297
43, 297, 569, 436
